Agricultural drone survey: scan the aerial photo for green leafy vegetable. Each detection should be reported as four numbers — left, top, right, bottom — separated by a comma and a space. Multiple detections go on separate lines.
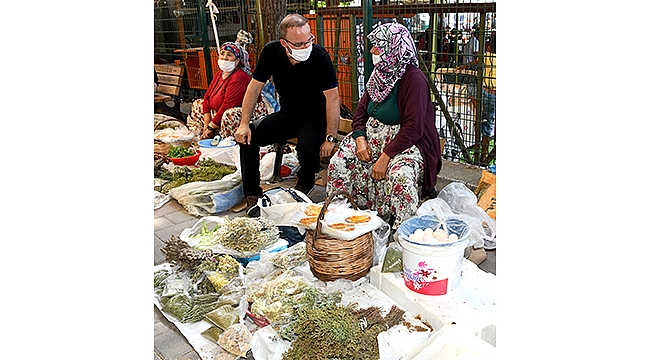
167, 146, 195, 158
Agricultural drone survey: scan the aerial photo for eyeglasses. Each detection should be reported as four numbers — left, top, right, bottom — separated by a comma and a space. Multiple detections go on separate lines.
283, 34, 315, 48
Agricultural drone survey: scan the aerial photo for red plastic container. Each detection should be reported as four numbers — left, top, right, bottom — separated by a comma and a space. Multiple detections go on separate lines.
169, 150, 201, 166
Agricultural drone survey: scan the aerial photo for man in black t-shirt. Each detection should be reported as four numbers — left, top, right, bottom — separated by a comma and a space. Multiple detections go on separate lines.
235, 14, 340, 216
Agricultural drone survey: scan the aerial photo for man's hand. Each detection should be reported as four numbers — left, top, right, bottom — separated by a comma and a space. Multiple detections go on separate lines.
355, 137, 372, 162
320, 141, 336, 158
371, 153, 390, 181
234, 123, 252, 145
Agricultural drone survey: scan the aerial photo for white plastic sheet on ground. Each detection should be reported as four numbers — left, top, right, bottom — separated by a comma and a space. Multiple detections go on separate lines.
402, 324, 496, 360
154, 190, 171, 210
155, 262, 436, 360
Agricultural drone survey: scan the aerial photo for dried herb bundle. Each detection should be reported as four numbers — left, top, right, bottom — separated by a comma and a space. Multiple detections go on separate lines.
281, 289, 407, 360
160, 235, 214, 272
215, 217, 279, 253
159, 158, 236, 194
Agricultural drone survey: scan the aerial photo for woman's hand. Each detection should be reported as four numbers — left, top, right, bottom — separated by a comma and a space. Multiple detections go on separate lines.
355, 136, 372, 162
201, 113, 213, 140
371, 153, 390, 180
201, 128, 213, 140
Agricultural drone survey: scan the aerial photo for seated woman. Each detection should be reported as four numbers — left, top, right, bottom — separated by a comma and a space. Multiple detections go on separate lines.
327, 22, 442, 231
186, 41, 268, 140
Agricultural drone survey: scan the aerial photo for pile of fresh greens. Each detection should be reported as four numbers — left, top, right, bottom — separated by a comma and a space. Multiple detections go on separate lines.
167, 145, 196, 158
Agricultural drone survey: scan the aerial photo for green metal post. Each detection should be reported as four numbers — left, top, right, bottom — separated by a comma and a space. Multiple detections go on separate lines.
316, 13, 324, 45
475, 12, 487, 163
349, 14, 358, 111
363, 0, 372, 82
198, 1, 213, 86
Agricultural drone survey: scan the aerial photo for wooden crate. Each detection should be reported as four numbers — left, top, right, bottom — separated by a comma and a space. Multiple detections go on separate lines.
154, 64, 185, 96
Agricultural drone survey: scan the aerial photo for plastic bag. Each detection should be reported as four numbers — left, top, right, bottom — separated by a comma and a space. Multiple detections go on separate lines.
180, 216, 227, 249
168, 171, 243, 217
381, 242, 403, 273
260, 187, 310, 207
160, 273, 189, 298
251, 325, 292, 360
201, 326, 224, 344
206, 305, 240, 331
372, 219, 391, 267
436, 182, 496, 249
217, 323, 253, 358
259, 152, 278, 181
211, 183, 244, 213
269, 242, 308, 269
160, 293, 192, 321
198, 138, 240, 167
259, 150, 300, 181
214, 288, 246, 308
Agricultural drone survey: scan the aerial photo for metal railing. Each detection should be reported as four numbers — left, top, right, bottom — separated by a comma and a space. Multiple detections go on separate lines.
154, 0, 496, 167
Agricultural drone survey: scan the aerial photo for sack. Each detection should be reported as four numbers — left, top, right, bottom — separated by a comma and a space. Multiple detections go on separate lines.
169, 171, 243, 217
212, 184, 244, 213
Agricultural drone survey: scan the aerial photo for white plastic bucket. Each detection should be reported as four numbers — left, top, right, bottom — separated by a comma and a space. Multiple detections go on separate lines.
397, 215, 470, 295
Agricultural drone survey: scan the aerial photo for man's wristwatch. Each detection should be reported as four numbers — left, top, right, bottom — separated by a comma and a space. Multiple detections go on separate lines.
207, 123, 217, 131
325, 134, 338, 143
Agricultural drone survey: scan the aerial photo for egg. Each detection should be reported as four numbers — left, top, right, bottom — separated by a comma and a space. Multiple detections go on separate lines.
448, 233, 458, 242
423, 228, 434, 239
433, 228, 446, 238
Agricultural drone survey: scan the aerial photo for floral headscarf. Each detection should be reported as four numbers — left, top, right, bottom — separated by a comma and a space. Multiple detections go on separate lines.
220, 41, 250, 72
365, 22, 419, 103
236, 30, 253, 48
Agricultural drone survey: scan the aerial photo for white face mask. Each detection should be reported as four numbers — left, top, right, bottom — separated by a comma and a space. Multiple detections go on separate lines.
288, 44, 313, 62
372, 53, 382, 65
218, 59, 237, 73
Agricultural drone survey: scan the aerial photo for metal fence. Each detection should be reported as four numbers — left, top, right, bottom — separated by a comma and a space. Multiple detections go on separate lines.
154, 0, 496, 168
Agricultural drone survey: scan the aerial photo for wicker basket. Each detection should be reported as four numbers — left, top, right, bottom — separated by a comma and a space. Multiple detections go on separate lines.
305, 190, 374, 282
154, 118, 193, 156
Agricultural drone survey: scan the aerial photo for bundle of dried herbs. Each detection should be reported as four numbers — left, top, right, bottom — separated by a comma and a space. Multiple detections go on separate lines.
190, 255, 242, 294
180, 294, 223, 323
159, 158, 237, 194
160, 235, 214, 272
269, 242, 308, 269
280, 288, 407, 360
214, 217, 280, 253
246, 276, 311, 324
